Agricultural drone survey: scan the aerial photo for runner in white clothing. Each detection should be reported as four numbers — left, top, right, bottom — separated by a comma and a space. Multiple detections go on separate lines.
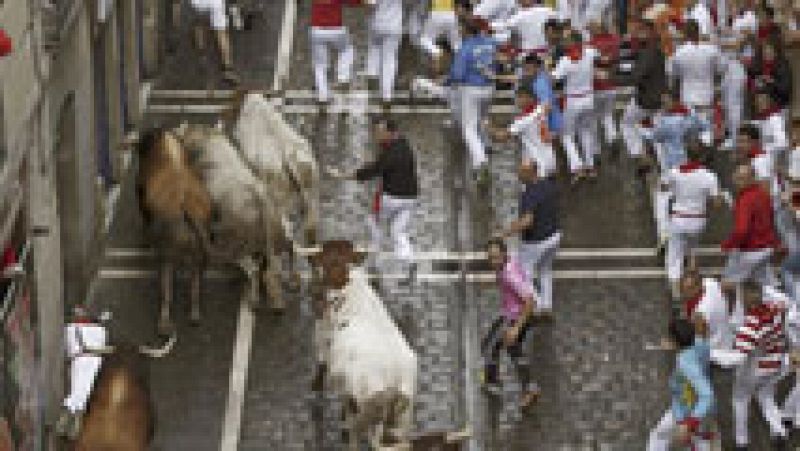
472, 0, 517, 42
490, 0, 556, 56
551, 31, 600, 182
680, 272, 734, 362
664, 143, 725, 293
367, 0, 404, 103
490, 86, 556, 178
684, 0, 715, 38
55, 305, 109, 438
419, 0, 462, 65
181, 0, 240, 84
668, 20, 723, 144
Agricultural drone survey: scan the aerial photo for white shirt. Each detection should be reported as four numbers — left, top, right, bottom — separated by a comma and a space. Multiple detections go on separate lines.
65, 323, 108, 358
584, 0, 611, 27
694, 278, 734, 352
721, 56, 747, 100
667, 165, 720, 215
669, 41, 722, 107
369, 0, 404, 33
685, 3, 715, 37
551, 47, 599, 96
750, 152, 774, 182
473, 0, 516, 21
731, 10, 758, 36
491, 6, 555, 51
757, 112, 790, 157
508, 104, 552, 175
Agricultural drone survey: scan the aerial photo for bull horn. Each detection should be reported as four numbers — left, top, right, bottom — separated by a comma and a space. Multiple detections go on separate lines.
445, 425, 472, 443
139, 333, 177, 358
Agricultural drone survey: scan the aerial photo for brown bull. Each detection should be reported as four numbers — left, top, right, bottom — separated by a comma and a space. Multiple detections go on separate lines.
136, 128, 215, 335
71, 347, 153, 451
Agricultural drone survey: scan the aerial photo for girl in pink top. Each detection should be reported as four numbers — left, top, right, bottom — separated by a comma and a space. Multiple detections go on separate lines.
482, 238, 540, 408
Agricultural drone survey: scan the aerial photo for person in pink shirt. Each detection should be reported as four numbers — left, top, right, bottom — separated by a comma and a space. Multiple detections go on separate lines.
482, 237, 539, 409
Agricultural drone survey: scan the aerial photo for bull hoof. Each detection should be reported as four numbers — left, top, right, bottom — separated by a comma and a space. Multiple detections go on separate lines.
157, 320, 175, 338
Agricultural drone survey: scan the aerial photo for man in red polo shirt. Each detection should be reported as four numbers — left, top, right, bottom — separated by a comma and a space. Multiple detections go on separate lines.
721, 163, 780, 298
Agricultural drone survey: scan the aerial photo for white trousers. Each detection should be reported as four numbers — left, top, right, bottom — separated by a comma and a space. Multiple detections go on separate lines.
621, 98, 648, 157
733, 364, 787, 446
667, 216, 706, 281
368, 194, 416, 261
518, 232, 562, 311
782, 370, 800, 424
420, 11, 460, 57
191, 0, 228, 30
594, 90, 618, 145
722, 249, 776, 285
652, 188, 671, 243
459, 85, 494, 169
311, 27, 355, 102
562, 95, 599, 173
63, 356, 103, 413
722, 98, 743, 148
404, 0, 426, 43
647, 409, 713, 451
522, 142, 557, 178
367, 30, 402, 101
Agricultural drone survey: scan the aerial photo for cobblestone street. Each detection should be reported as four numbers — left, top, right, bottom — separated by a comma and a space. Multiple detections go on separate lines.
82, 2, 800, 450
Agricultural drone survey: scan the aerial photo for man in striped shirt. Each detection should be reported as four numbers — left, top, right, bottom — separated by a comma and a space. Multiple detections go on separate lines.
727, 280, 789, 450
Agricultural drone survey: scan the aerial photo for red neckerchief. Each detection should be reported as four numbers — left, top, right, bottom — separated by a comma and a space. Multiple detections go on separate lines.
758, 21, 777, 40
755, 106, 782, 121
747, 145, 766, 159
761, 59, 775, 76
640, 117, 653, 128
748, 302, 779, 322
684, 290, 704, 317
666, 104, 691, 116
589, 33, 620, 59
566, 43, 583, 61
679, 161, 704, 173
72, 318, 96, 325
515, 102, 539, 119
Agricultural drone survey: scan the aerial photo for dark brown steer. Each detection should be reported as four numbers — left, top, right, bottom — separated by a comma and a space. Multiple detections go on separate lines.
70, 338, 174, 451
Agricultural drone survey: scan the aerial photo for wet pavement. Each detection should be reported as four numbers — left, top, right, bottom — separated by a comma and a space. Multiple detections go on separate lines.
83, 2, 800, 450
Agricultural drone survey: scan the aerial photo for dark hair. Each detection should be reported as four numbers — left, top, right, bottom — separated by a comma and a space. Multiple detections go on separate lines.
516, 86, 535, 98
523, 53, 542, 66
738, 124, 760, 141
764, 5, 775, 19
544, 18, 560, 31
684, 19, 700, 40
487, 237, 507, 254
373, 116, 398, 132
668, 318, 695, 349
686, 134, 704, 161
463, 18, 481, 36
641, 19, 656, 32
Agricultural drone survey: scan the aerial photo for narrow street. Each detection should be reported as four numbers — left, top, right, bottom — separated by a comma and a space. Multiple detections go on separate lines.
80, 2, 796, 450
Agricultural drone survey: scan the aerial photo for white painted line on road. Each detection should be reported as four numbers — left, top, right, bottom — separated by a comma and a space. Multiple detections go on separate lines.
97, 267, 725, 281
105, 246, 725, 260
272, 0, 296, 91
219, 296, 256, 451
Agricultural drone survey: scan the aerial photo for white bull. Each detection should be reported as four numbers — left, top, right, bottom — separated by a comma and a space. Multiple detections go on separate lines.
312, 240, 417, 450
174, 122, 288, 310
233, 91, 320, 246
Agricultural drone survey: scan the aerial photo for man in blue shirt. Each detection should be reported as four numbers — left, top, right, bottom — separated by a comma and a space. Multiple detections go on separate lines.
647, 318, 715, 451
520, 54, 563, 139
449, 17, 496, 186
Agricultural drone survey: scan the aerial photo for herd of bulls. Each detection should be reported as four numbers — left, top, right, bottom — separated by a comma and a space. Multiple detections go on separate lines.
64, 92, 468, 450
